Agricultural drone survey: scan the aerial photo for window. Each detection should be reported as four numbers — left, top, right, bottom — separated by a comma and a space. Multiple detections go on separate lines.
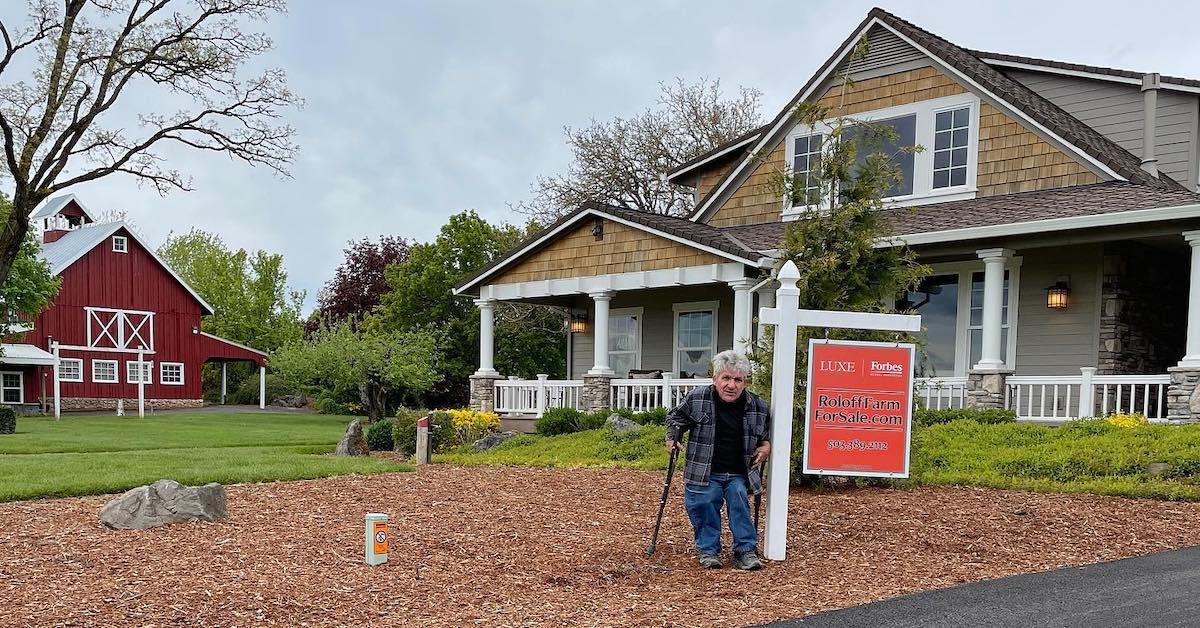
92, 360, 118, 383
968, 270, 1011, 368
1, 372, 21, 404
933, 107, 970, 189
844, 114, 917, 198
126, 360, 154, 384
673, 301, 719, 378
112, 235, 128, 253
607, 308, 642, 378
58, 358, 83, 382
160, 362, 184, 385
790, 134, 824, 205
899, 275, 959, 377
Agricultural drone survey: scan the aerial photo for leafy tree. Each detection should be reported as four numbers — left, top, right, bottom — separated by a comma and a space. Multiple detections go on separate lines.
312, 236, 410, 330
158, 228, 304, 352
0, 1, 299, 294
0, 193, 58, 332
518, 77, 762, 222
271, 321, 439, 422
378, 210, 566, 408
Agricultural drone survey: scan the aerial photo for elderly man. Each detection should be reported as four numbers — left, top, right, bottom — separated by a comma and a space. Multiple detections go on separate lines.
666, 350, 771, 570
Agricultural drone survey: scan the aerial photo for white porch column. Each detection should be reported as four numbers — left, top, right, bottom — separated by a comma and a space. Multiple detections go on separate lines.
473, 298, 499, 376
221, 362, 228, 405
587, 291, 615, 376
52, 342, 61, 420
259, 365, 266, 409
1179, 231, 1200, 366
137, 349, 145, 418
729, 278, 756, 355
974, 248, 1013, 370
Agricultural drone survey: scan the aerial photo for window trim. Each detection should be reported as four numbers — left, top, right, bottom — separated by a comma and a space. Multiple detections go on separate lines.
126, 360, 154, 384
0, 371, 22, 404
918, 258, 1022, 376
782, 93, 981, 219
91, 359, 119, 384
160, 361, 184, 386
112, 235, 128, 253
607, 307, 643, 376
672, 300, 720, 378
58, 357, 83, 383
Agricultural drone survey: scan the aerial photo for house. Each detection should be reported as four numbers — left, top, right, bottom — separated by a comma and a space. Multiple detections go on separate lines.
0, 194, 268, 415
454, 8, 1200, 426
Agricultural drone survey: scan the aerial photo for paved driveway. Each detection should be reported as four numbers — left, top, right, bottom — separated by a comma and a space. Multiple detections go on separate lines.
763, 545, 1200, 628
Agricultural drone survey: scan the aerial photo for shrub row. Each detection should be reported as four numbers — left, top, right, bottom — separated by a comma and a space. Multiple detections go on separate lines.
534, 406, 667, 436
914, 407, 1016, 427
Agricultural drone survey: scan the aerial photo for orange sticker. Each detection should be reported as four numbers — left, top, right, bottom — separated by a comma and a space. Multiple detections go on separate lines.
372, 521, 389, 555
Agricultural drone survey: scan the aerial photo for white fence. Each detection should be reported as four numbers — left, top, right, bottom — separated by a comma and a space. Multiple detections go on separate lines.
1006, 368, 1170, 421
611, 376, 706, 412
914, 377, 969, 410
493, 376, 582, 417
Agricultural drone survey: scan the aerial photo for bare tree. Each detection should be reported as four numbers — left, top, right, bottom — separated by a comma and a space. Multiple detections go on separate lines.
0, 0, 300, 285
517, 77, 762, 223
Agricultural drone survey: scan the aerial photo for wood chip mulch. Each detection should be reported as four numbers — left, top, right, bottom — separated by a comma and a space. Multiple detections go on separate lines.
3, 465, 1200, 627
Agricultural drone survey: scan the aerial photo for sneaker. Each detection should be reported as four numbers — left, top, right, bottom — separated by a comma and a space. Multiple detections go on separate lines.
733, 551, 763, 571
697, 554, 722, 569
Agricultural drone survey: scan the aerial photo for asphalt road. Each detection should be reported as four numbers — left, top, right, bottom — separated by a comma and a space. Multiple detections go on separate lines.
762, 545, 1200, 628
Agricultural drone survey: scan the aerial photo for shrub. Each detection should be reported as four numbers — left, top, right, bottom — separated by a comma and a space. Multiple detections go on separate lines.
577, 409, 610, 431
1106, 412, 1149, 428
392, 408, 444, 455
229, 372, 301, 406
446, 409, 500, 445
0, 406, 14, 435
632, 407, 668, 425
314, 395, 354, 415
366, 418, 394, 451
914, 407, 1017, 427
537, 407, 583, 436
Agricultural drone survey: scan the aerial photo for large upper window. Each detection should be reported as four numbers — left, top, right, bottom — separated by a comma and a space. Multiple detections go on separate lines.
784, 94, 980, 215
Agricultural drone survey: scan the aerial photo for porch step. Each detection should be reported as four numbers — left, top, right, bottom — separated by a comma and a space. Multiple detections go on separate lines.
500, 415, 538, 434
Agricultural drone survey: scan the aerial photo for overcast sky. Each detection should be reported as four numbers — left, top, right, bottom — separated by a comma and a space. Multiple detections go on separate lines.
13, 0, 1200, 311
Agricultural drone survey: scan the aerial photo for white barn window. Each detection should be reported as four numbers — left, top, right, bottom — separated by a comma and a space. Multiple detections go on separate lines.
160, 362, 184, 385
112, 235, 128, 253
59, 358, 83, 382
92, 360, 118, 384
126, 360, 154, 384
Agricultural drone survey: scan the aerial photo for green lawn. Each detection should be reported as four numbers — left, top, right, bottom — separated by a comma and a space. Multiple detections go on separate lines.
0, 413, 410, 502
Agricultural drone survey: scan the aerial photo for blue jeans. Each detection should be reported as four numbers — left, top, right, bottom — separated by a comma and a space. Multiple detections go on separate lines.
683, 473, 757, 556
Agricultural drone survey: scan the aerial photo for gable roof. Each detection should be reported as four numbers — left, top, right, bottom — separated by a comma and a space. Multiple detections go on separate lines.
688, 7, 1180, 224
453, 202, 767, 295
30, 193, 96, 222
974, 49, 1200, 93
664, 125, 766, 184
38, 221, 216, 315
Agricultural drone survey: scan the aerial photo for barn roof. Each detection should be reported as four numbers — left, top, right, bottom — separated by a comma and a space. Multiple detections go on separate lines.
29, 194, 96, 222
38, 221, 216, 315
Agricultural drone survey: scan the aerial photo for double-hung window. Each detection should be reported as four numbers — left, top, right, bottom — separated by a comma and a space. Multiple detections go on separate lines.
59, 358, 83, 382
0, 372, 22, 404
673, 301, 719, 378
92, 360, 118, 384
126, 360, 154, 384
606, 308, 642, 378
783, 94, 980, 216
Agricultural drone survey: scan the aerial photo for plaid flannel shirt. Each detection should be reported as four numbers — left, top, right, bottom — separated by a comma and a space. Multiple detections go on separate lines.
665, 384, 771, 494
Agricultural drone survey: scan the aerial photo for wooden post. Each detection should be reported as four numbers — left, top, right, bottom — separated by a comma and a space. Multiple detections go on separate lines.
259, 365, 266, 409
221, 362, 228, 405
415, 415, 431, 464
137, 349, 145, 417
52, 342, 61, 420
536, 374, 548, 418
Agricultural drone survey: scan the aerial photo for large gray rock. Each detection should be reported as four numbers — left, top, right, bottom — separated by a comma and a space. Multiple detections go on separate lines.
99, 479, 228, 530
472, 430, 519, 452
335, 419, 369, 456
272, 394, 308, 408
606, 413, 643, 434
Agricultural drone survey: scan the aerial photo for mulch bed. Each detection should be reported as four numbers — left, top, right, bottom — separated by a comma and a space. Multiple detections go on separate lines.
3, 465, 1200, 627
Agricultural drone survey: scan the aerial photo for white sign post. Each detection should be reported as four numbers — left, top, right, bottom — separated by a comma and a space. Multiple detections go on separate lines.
757, 261, 922, 561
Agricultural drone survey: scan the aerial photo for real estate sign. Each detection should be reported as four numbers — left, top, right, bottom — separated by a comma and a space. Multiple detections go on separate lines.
803, 339, 915, 478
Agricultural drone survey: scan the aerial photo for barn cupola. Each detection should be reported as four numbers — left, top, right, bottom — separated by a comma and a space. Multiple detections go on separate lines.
29, 194, 96, 244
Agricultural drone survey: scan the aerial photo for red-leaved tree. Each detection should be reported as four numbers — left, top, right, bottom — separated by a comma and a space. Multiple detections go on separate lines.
311, 236, 410, 331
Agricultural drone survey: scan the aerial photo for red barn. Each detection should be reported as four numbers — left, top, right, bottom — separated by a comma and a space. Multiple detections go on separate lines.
0, 194, 267, 414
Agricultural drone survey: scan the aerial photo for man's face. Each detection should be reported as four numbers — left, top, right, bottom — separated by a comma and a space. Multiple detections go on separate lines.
713, 369, 747, 403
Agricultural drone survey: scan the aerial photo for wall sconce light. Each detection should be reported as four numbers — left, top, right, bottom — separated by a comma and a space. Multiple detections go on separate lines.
1046, 280, 1070, 309
568, 312, 588, 334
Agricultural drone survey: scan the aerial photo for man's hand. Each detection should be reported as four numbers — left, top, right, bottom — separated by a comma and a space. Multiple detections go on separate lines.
752, 441, 771, 467
665, 439, 681, 454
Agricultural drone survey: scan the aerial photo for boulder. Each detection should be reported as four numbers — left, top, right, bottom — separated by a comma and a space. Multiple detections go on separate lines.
335, 419, 369, 456
606, 413, 643, 434
1148, 462, 1172, 477
272, 394, 308, 408
99, 479, 227, 530
472, 430, 519, 452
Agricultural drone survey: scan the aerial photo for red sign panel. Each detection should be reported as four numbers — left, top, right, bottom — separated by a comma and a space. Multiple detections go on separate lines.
803, 339, 915, 478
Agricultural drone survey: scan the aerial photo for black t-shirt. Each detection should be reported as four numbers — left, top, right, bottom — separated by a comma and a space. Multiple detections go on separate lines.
711, 392, 746, 475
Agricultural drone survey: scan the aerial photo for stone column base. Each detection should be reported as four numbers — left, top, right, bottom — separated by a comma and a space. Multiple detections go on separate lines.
966, 369, 1013, 410
1166, 366, 1200, 422
469, 374, 502, 413
582, 375, 613, 412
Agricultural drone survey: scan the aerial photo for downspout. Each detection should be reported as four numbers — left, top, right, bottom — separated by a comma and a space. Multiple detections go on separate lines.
1142, 72, 1161, 177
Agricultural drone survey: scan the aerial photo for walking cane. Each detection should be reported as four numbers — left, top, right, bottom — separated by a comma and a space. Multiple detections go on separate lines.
646, 445, 680, 557
753, 458, 767, 545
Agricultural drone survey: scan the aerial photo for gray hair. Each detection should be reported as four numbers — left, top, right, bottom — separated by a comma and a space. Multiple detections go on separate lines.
712, 350, 751, 377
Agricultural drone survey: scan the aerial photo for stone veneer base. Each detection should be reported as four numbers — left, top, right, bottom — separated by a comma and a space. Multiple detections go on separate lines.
58, 397, 204, 411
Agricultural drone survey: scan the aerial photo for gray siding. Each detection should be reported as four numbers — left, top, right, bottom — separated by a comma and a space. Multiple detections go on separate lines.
1007, 69, 1199, 188
1014, 244, 1102, 375
838, 25, 926, 79
569, 285, 733, 378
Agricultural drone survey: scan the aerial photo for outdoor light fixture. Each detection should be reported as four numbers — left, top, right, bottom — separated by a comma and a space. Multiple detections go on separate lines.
568, 312, 588, 334
1046, 281, 1070, 309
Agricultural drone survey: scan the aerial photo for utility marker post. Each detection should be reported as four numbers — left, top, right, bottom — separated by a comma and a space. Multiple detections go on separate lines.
757, 260, 921, 561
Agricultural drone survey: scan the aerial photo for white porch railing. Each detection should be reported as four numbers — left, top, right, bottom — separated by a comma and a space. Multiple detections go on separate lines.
494, 375, 582, 417
914, 377, 969, 410
1006, 368, 1170, 421
611, 375, 706, 412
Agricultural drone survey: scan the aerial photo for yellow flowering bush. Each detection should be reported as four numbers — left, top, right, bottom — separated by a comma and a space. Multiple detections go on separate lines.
446, 408, 501, 444
1105, 412, 1148, 428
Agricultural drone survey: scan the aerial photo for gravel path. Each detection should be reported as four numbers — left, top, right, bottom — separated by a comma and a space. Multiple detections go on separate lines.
3, 465, 1199, 627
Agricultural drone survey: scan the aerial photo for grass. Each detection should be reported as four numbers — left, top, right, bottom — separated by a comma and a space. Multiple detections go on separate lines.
0, 412, 411, 502
441, 419, 1200, 501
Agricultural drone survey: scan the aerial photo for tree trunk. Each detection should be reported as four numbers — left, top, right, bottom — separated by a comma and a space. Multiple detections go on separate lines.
357, 379, 388, 423
0, 197, 35, 289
